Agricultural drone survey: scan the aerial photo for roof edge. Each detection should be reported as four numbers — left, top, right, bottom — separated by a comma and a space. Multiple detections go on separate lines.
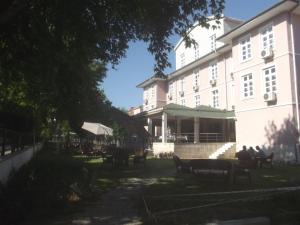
218, 0, 298, 43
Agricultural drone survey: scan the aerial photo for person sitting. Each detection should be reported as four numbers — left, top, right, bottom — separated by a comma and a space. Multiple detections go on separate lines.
236, 145, 256, 169
255, 146, 266, 158
236, 146, 251, 160
247, 146, 257, 159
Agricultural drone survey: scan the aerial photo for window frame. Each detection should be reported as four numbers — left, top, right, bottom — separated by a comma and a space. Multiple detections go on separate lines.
209, 61, 218, 81
262, 65, 277, 95
193, 69, 200, 88
180, 53, 185, 67
194, 94, 200, 107
260, 23, 274, 51
239, 34, 252, 63
241, 73, 254, 100
194, 44, 200, 60
212, 89, 219, 108
209, 34, 216, 52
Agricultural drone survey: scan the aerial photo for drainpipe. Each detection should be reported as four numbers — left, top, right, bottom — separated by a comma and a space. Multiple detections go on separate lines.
290, 10, 300, 140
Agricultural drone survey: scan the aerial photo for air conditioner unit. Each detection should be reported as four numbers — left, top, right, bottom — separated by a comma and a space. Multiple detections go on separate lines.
167, 94, 173, 100
261, 48, 274, 59
179, 91, 184, 97
144, 99, 148, 105
264, 92, 277, 102
210, 79, 217, 86
193, 85, 199, 92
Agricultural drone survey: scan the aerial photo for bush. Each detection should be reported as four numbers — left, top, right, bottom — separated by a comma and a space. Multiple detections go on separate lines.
0, 147, 93, 225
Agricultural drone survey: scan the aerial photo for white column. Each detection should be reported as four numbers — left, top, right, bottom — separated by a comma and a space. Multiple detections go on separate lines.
176, 118, 181, 137
162, 112, 168, 143
147, 118, 153, 136
194, 117, 200, 143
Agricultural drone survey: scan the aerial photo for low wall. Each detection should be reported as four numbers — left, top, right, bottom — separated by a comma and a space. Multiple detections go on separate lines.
152, 142, 175, 156
0, 143, 43, 184
175, 143, 225, 159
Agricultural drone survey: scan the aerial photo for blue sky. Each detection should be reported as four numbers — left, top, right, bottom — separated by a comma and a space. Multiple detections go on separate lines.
102, 0, 279, 110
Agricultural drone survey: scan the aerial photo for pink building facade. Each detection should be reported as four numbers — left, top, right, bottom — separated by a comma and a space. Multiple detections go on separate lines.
135, 0, 300, 162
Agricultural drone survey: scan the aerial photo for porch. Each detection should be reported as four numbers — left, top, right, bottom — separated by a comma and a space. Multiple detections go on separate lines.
146, 104, 236, 158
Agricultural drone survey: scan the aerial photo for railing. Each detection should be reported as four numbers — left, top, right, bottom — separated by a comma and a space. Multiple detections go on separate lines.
0, 128, 35, 157
199, 133, 224, 143
153, 132, 224, 143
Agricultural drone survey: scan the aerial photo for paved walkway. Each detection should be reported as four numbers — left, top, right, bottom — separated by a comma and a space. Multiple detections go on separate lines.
47, 177, 158, 225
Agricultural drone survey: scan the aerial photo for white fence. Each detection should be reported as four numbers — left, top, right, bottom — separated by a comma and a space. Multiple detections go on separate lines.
0, 143, 43, 185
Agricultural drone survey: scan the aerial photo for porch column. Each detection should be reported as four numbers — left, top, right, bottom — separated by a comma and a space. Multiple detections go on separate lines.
176, 118, 181, 137
162, 112, 168, 143
194, 117, 200, 143
147, 118, 153, 136
222, 120, 226, 142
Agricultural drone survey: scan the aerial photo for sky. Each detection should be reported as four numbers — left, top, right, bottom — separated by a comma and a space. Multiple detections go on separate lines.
102, 0, 279, 110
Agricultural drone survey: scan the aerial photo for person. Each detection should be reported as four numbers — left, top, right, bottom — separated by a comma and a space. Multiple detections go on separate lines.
236, 145, 251, 161
248, 146, 257, 159
255, 146, 266, 158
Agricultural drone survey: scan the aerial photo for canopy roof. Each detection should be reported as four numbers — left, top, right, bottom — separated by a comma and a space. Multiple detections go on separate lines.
162, 103, 235, 119
81, 122, 113, 135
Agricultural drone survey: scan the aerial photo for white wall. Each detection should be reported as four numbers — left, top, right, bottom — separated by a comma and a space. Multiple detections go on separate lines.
0, 143, 43, 184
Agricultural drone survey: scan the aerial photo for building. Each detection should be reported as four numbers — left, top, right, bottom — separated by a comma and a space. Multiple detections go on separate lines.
135, 0, 300, 162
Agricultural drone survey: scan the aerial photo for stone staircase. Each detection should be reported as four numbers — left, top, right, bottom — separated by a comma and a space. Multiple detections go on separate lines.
209, 142, 236, 159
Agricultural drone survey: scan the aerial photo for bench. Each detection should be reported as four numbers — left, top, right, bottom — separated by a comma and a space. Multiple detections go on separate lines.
258, 152, 274, 168
189, 159, 232, 182
173, 155, 191, 173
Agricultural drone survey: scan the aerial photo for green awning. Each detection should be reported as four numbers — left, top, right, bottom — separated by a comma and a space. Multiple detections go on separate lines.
163, 103, 235, 119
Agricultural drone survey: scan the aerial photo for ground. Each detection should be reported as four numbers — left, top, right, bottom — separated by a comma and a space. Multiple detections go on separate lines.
2, 149, 300, 225
42, 157, 300, 225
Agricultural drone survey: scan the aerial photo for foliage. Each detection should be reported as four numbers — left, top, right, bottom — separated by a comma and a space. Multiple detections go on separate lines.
0, 145, 94, 225
0, 0, 225, 133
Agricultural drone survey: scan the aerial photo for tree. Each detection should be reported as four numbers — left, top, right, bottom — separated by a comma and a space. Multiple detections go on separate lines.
0, 0, 225, 132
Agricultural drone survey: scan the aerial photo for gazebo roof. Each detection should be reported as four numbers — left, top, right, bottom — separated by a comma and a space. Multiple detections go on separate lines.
162, 103, 235, 119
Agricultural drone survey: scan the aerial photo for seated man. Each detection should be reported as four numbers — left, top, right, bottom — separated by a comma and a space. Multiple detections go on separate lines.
236, 146, 251, 161
255, 146, 266, 158
236, 145, 256, 169
247, 146, 257, 159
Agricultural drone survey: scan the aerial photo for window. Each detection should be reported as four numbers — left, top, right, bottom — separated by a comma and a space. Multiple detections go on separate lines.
210, 34, 216, 51
144, 89, 149, 102
168, 82, 173, 95
194, 70, 200, 87
242, 73, 254, 98
180, 53, 185, 67
180, 78, 185, 93
261, 25, 274, 50
240, 36, 251, 61
212, 89, 219, 108
210, 62, 218, 80
151, 85, 155, 98
194, 44, 200, 60
263, 66, 276, 94
195, 95, 200, 107
181, 99, 185, 106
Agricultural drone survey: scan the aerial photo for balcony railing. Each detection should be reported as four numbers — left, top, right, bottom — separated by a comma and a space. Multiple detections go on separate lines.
153, 132, 224, 143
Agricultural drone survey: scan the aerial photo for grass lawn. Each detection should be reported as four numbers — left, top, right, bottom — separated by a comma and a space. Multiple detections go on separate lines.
141, 159, 300, 225
1, 146, 300, 225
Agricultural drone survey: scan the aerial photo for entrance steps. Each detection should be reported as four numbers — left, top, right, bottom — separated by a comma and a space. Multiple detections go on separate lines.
209, 142, 236, 159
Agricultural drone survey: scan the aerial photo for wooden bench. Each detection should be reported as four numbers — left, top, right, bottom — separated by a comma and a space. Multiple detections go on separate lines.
189, 159, 232, 182
173, 155, 191, 173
